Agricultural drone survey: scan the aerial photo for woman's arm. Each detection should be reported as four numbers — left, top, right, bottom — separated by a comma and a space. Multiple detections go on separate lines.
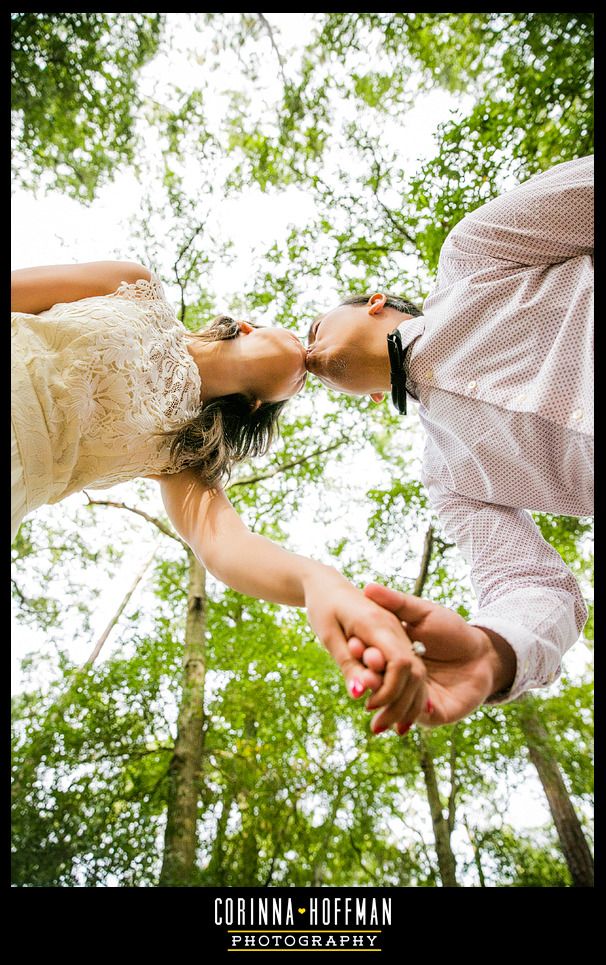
153, 470, 431, 730
154, 468, 331, 606
10, 261, 151, 314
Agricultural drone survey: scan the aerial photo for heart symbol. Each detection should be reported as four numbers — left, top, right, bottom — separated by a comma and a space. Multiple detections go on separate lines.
298, 907, 306, 914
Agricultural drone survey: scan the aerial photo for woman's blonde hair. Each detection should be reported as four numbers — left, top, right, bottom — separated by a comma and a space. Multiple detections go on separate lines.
164, 315, 287, 488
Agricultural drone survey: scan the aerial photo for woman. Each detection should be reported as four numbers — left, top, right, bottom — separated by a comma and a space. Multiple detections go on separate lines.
11, 260, 431, 733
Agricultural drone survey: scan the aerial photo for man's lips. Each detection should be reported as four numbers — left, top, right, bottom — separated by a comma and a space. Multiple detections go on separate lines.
305, 349, 318, 372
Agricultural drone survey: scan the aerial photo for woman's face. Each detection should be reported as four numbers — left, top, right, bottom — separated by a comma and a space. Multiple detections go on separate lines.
242, 326, 308, 403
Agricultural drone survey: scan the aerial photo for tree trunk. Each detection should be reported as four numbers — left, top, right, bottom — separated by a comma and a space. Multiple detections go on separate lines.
310, 779, 345, 886
463, 815, 486, 887
410, 525, 459, 886
202, 794, 233, 886
518, 696, 594, 887
159, 551, 207, 886
418, 732, 459, 886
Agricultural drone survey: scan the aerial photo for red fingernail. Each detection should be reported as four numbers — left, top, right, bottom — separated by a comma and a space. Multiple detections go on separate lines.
397, 721, 413, 736
350, 679, 364, 698
373, 723, 388, 735
426, 700, 434, 714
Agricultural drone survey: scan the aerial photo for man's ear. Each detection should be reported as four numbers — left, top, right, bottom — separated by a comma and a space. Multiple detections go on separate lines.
369, 392, 385, 404
367, 293, 387, 316
238, 320, 255, 334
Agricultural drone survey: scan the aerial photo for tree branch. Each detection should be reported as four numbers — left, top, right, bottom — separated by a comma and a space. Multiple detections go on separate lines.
11, 577, 29, 607
227, 438, 345, 491
413, 524, 434, 596
338, 243, 406, 257
174, 221, 205, 270
462, 812, 487, 887
447, 726, 458, 835
375, 193, 417, 247
365, 152, 417, 246
172, 221, 205, 323
82, 547, 157, 666
83, 492, 189, 549
256, 13, 287, 86
348, 828, 381, 883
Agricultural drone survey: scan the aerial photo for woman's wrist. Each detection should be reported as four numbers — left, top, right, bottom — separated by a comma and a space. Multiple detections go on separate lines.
300, 560, 347, 603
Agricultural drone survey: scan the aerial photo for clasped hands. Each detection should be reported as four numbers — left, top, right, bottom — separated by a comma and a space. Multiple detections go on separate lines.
303, 568, 516, 733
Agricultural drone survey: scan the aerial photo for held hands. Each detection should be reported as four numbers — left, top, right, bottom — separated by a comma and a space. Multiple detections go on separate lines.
302, 568, 432, 733
350, 584, 517, 729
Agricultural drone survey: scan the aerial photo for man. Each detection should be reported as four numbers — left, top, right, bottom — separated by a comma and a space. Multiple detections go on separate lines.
305, 154, 593, 730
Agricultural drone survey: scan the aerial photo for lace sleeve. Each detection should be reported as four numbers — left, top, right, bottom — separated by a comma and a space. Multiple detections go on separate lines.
107, 268, 168, 303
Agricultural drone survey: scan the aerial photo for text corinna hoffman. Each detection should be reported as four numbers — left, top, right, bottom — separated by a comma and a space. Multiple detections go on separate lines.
214, 896, 392, 926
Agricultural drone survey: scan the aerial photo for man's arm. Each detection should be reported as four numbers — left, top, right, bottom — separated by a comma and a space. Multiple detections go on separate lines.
442, 154, 593, 269
423, 474, 587, 707
356, 486, 586, 727
153, 470, 431, 730
11, 261, 151, 314
354, 439, 587, 727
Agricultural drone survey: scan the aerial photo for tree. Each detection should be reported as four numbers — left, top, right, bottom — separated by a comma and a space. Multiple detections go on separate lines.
159, 552, 207, 885
11, 13, 163, 201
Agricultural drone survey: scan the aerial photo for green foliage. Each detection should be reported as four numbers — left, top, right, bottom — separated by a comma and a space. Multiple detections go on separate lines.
222, 12, 592, 276
473, 826, 573, 887
11, 629, 181, 886
11, 13, 163, 201
11, 511, 124, 635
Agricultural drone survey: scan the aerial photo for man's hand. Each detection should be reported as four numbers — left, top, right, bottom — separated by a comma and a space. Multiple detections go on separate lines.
351, 583, 517, 727
303, 569, 429, 732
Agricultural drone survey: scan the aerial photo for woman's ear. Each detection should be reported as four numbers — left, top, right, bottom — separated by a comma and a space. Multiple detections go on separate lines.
238, 320, 255, 334
367, 293, 387, 316
250, 399, 262, 413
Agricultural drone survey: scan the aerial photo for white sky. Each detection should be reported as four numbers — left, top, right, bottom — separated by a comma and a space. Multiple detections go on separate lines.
11, 13, 592, 854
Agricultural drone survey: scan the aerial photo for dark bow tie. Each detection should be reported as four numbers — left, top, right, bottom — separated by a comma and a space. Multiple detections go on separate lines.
387, 327, 408, 415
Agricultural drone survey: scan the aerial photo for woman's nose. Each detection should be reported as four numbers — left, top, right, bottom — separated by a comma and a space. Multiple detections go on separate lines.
286, 332, 307, 361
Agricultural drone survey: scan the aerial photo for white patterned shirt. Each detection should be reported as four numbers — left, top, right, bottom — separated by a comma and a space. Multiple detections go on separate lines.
398, 155, 593, 702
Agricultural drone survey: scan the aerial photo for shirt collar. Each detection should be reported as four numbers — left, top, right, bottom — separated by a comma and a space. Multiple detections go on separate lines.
397, 315, 425, 350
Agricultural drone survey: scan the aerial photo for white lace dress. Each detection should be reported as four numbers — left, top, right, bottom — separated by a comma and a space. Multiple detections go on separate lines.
11, 273, 202, 540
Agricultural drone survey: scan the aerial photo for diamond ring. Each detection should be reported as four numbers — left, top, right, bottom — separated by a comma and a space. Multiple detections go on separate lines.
411, 641, 427, 657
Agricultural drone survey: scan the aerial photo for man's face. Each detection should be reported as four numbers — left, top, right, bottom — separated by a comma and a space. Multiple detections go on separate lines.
305, 302, 408, 395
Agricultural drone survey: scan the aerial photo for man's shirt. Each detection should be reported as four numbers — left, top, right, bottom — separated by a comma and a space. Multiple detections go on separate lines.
398, 155, 593, 702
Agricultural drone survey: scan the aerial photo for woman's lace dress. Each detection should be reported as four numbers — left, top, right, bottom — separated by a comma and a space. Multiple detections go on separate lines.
11, 273, 202, 523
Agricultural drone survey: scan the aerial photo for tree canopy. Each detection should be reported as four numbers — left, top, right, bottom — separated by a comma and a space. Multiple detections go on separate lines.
11, 13, 163, 201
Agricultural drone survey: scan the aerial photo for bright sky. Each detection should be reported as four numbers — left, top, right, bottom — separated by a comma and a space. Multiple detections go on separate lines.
11, 14, 592, 855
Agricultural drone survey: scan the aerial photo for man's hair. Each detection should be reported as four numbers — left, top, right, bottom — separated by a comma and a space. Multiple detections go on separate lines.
162, 315, 287, 488
308, 292, 423, 344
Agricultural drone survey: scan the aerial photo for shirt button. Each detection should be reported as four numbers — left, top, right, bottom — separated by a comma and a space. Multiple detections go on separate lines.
424, 369, 433, 381
467, 380, 477, 393
522, 660, 530, 674
572, 408, 584, 421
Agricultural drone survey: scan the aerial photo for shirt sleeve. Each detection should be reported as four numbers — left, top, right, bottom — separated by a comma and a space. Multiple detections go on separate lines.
439, 154, 594, 271
422, 460, 588, 704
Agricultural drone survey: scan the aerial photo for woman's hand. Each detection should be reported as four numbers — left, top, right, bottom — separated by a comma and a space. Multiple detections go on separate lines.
303, 568, 430, 733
